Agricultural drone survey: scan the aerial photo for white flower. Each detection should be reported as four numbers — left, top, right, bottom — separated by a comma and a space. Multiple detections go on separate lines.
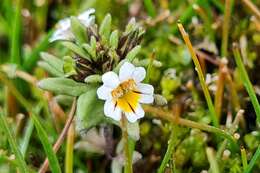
97, 62, 154, 123
49, 8, 95, 42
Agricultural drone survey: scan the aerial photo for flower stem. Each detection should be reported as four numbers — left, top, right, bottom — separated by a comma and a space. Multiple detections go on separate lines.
121, 114, 133, 173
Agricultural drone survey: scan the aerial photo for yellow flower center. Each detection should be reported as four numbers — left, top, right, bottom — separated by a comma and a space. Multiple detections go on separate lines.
111, 79, 141, 113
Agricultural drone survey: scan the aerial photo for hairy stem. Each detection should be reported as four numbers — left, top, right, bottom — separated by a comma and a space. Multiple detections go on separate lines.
121, 114, 133, 173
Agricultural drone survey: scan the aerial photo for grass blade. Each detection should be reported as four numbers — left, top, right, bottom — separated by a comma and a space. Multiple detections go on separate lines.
144, 0, 156, 17
0, 109, 29, 173
244, 146, 260, 173
157, 125, 177, 173
177, 23, 219, 127
31, 113, 62, 173
233, 44, 260, 123
10, 0, 22, 64
20, 118, 34, 157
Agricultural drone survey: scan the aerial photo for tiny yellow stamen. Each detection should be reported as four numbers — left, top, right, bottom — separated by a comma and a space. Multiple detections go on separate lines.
111, 79, 140, 113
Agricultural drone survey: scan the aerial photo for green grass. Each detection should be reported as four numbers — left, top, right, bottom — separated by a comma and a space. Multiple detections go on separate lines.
0, 109, 29, 173
244, 146, 260, 173
233, 44, 260, 123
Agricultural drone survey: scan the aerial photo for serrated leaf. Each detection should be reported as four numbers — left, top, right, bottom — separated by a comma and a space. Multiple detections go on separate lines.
110, 30, 119, 49
70, 16, 88, 44
63, 56, 77, 77
126, 45, 141, 61
62, 42, 91, 61
38, 77, 90, 96
76, 88, 105, 133
40, 52, 64, 74
99, 14, 111, 41
38, 61, 64, 77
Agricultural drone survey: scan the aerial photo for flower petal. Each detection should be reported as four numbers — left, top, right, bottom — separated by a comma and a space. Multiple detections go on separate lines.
125, 104, 144, 123
57, 18, 71, 30
49, 30, 74, 42
104, 100, 115, 116
125, 112, 138, 123
78, 9, 95, 27
97, 85, 112, 100
104, 100, 122, 121
137, 83, 154, 94
134, 104, 145, 119
102, 71, 119, 88
139, 94, 154, 104
132, 67, 146, 83
119, 62, 135, 81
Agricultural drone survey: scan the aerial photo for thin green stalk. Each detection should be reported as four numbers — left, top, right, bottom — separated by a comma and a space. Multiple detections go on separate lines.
244, 146, 260, 173
241, 147, 248, 171
144, 0, 156, 17
221, 0, 232, 57
65, 123, 75, 173
157, 126, 177, 173
121, 114, 133, 173
23, 30, 54, 71
143, 106, 236, 145
10, 0, 23, 64
0, 109, 29, 173
216, 110, 244, 159
206, 147, 220, 173
177, 23, 219, 127
233, 44, 260, 123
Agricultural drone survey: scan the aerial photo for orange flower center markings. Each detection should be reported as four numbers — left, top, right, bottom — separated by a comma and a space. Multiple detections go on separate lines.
111, 79, 141, 113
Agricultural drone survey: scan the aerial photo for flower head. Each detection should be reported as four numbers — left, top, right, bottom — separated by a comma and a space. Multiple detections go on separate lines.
49, 9, 95, 42
97, 62, 154, 123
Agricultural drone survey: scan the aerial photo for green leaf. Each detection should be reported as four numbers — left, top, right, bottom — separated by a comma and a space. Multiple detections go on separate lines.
70, 16, 87, 44
84, 74, 102, 83
0, 110, 29, 173
126, 45, 141, 61
54, 95, 74, 107
38, 61, 64, 77
31, 113, 62, 173
109, 30, 119, 49
82, 43, 95, 59
99, 14, 112, 41
23, 30, 54, 71
40, 52, 64, 74
76, 88, 105, 133
63, 56, 77, 77
38, 77, 91, 96
62, 42, 91, 61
